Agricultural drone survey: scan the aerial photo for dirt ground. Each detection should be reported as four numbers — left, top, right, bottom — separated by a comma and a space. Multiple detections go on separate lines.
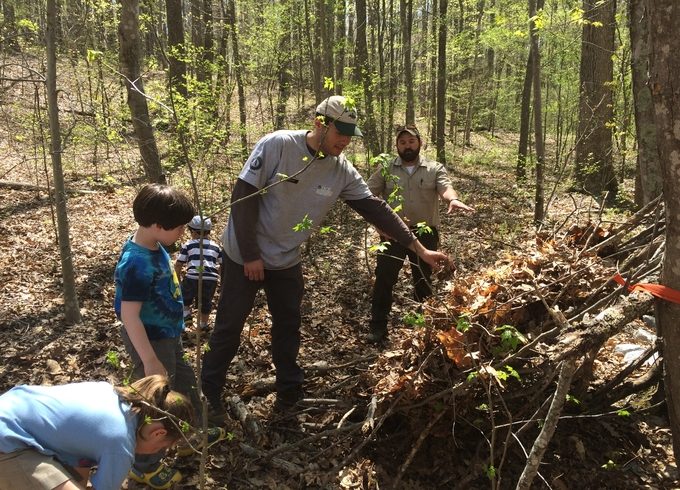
1, 131, 678, 489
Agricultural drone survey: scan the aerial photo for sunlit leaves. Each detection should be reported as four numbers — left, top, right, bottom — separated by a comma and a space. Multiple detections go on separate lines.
292, 214, 313, 232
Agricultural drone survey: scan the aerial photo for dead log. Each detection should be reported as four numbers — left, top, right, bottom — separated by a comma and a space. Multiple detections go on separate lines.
238, 443, 303, 475
516, 357, 577, 490
227, 395, 260, 439
0, 179, 101, 194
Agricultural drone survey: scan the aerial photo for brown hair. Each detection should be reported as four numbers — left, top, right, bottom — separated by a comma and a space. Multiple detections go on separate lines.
116, 375, 195, 440
132, 184, 195, 230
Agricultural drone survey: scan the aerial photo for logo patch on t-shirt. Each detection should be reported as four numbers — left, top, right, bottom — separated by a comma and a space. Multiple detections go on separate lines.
249, 157, 263, 171
316, 185, 332, 197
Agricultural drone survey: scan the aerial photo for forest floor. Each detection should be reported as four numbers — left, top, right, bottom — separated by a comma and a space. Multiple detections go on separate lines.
0, 129, 678, 489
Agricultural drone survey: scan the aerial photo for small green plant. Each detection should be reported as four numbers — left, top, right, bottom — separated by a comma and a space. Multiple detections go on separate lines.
456, 315, 471, 333
503, 365, 521, 382
601, 459, 617, 470
403, 311, 425, 327
492, 324, 527, 356
565, 394, 581, 405
369, 241, 390, 253
485, 465, 497, 480
105, 350, 120, 369
292, 214, 313, 232
616, 409, 631, 417
414, 222, 433, 236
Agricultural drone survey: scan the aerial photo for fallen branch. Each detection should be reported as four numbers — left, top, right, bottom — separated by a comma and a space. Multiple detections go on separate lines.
238, 442, 303, 475
0, 179, 100, 194
227, 395, 260, 439
516, 357, 577, 490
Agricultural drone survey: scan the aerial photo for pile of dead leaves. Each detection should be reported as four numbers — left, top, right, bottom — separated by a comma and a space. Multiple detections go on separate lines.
364, 230, 614, 402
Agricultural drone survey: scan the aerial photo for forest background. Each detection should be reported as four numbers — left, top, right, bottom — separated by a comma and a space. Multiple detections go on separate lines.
1, 0, 680, 488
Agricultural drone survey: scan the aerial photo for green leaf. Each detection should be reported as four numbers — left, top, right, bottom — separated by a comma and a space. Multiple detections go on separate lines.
293, 214, 313, 232
616, 409, 631, 417
369, 241, 389, 253
504, 365, 521, 382
87, 49, 103, 62
456, 316, 471, 333
415, 222, 433, 236
565, 394, 581, 405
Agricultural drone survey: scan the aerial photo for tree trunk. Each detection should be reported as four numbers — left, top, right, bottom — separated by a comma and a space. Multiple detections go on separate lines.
355, 0, 380, 157
574, 0, 618, 200
275, 0, 292, 129
629, 0, 662, 206
226, 0, 248, 157
46, 0, 81, 324
118, 0, 164, 183
435, 0, 447, 164
202, 0, 215, 90
516, 46, 533, 180
648, 0, 680, 462
401, 0, 414, 124
334, 0, 346, 94
2, 0, 21, 52
530, 0, 544, 225
165, 0, 188, 97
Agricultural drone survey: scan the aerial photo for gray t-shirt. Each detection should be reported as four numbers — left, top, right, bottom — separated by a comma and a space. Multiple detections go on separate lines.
223, 130, 372, 269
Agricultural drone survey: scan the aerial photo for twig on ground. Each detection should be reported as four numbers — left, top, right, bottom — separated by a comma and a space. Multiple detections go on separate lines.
516, 357, 576, 490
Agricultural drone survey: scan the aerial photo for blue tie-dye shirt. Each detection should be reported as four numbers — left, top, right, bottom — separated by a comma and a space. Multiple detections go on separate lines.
114, 239, 185, 340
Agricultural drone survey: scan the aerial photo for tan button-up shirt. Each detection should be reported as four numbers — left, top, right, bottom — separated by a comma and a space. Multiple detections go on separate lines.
367, 155, 453, 228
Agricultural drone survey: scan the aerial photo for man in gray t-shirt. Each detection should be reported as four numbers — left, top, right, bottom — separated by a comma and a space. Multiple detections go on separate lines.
202, 96, 450, 417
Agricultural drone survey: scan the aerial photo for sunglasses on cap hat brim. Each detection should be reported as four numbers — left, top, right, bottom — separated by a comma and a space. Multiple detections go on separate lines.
333, 120, 363, 137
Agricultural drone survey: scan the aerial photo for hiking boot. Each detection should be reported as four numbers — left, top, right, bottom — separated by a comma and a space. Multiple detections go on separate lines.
175, 426, 228, 457
273, 388, 304, 413
366, 327, 388, 343
206, 399, 229, 426
128, 464, 181, 489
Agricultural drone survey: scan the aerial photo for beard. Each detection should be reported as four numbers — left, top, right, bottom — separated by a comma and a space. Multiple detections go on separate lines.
398, 147, 420, 163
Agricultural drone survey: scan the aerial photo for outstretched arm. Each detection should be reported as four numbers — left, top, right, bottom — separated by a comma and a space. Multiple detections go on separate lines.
407, 238, 450, 268
441, 187, 474, 213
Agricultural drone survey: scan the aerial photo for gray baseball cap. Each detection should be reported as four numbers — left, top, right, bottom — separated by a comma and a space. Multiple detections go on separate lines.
316, 96, 363, 137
